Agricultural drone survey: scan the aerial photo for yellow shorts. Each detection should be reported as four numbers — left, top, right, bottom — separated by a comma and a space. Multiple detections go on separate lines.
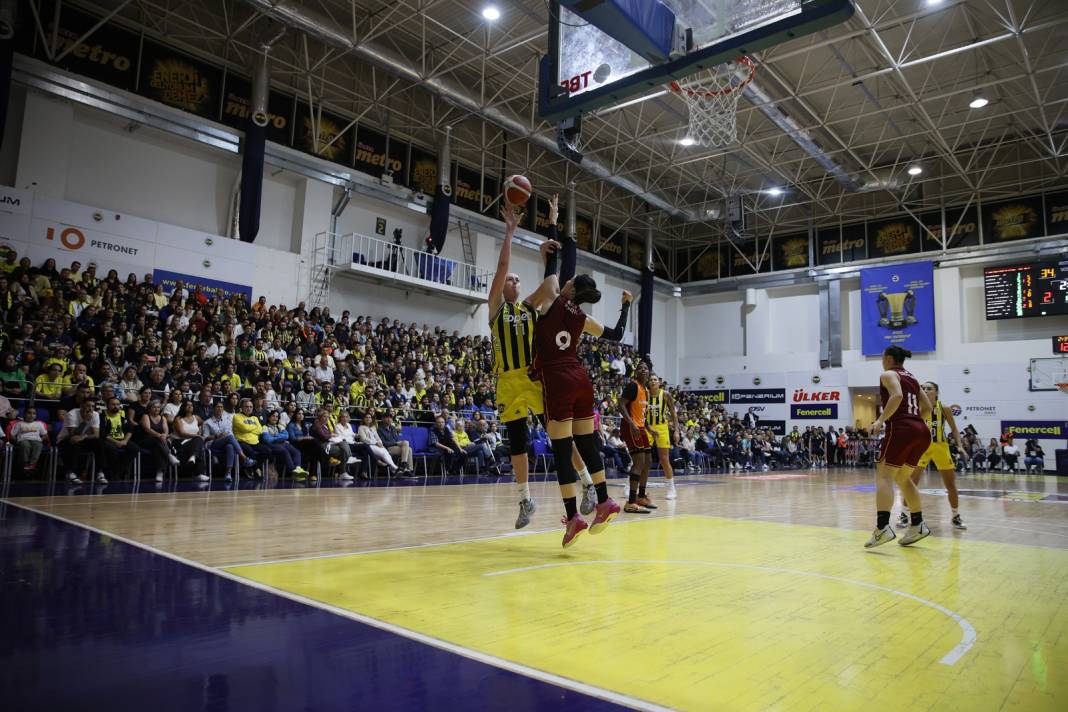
916, 442, 954, 471
496, 369, 544, 423
650, 424, 671, 450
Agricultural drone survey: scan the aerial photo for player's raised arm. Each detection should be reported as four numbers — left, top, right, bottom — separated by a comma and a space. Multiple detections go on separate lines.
488, 200, 522, 316
583, 290, 633, 341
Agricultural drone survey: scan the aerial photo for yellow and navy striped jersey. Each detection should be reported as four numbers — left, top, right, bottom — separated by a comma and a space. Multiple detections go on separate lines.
927, 400, 946, 443
647, 390, 670, 426
491, 300, 537, 374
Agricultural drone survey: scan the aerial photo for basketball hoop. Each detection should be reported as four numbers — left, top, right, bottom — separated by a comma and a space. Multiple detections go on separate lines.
1056, 382, 1068, 395
669, 56, 756, 148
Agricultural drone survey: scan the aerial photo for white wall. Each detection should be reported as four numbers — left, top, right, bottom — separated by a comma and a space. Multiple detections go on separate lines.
15, 91, 302, 254
678, 264, 1068, 465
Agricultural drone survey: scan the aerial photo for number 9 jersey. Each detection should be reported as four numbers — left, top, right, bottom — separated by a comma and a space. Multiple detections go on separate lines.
532, 295, 595, 422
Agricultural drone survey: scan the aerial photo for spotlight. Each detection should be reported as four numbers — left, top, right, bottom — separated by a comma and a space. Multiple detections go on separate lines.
679, 136, 695, 146
482, 5, 500, 21
969, 93, 989, 109
766, 187, 784, 196
907, 165, 923, 176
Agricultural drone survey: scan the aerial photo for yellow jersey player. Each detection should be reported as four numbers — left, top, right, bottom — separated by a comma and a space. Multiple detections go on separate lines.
646, 374, 679, 500
899, 381, 966, 531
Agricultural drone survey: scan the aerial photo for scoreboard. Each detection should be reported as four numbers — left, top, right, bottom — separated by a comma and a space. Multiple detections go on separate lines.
984, 259, 1068, 320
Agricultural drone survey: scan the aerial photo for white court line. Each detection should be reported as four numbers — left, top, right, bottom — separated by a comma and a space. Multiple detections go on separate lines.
485, 559, 977, 666
0, 499, 670, 712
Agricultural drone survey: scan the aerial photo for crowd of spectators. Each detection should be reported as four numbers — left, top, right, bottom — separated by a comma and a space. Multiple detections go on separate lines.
0, 251, 1042, 484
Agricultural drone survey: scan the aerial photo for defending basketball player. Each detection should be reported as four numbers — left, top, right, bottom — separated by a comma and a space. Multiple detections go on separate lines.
618, 361, 657, 513
527, 271, 628, 547
865, 345, 934, 549
647, 374, 679, 501
898, 382, 966, 531
488, 196, 595, 530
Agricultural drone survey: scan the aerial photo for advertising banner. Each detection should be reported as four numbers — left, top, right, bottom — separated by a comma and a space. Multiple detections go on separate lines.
1000, 420, 1067, 440
294, 103, 353, 165
154, 269, 252, 304
867, 216, 922, 258
791, 404, 839, 419
409, 145, 438, 195
983, 195, 1045, 243
42, 6, 139, 91
1046, 192, 1068, 236
138, 40, 222, 120
221, 73, 294, 146
772, 232, 809, 271
860, 261, 936, 356
729, 389, 786, 404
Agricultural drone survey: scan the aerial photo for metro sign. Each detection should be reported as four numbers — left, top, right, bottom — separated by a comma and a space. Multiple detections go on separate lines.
792, 389, 841, 402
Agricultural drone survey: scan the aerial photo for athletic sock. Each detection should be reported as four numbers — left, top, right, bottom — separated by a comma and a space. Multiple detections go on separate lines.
628, 476, 639, 503
564, 497, 578, 519
952, 508, 959, 517
910, 511, 923, 526
877, 510, 890, 529
595, 481, 608, 504
577, 467, 592, 486
518, 482, 530, 501
638, 485, 647, 497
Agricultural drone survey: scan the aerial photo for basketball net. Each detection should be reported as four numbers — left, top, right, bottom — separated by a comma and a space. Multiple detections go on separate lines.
670, 56, 756, 147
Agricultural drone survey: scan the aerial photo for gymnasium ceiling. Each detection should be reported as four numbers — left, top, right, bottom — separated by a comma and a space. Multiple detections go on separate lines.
26, 0, 1068, 261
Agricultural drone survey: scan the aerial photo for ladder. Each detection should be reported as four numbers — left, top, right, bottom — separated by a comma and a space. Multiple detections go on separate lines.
457, 220, 475, 265
306, 232, 332, 309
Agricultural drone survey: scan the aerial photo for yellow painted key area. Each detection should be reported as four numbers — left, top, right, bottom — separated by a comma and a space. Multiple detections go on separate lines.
228, 516, 1068, 711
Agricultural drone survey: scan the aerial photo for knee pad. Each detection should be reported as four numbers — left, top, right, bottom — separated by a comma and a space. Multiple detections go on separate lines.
551, 437, 577, 485
573, 432, 604, 474
505, 419, 528, 456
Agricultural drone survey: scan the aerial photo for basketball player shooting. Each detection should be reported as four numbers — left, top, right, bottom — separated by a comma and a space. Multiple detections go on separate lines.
488, 192, 597, 530
526, 268, 629, 547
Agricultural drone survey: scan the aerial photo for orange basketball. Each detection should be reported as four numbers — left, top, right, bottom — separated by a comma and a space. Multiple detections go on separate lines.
504, 175, 532, 206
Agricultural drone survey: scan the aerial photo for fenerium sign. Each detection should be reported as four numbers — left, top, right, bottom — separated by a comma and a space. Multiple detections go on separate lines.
729, 389, 786, 404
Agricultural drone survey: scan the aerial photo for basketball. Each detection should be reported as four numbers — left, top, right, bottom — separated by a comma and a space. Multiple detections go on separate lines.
504, 175, 532, 206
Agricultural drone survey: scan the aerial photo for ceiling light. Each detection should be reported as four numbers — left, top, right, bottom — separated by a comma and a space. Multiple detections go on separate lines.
907, 165, 922, 176
482, 5, 500, 21
766, 187, 784, 196
926, 0, 942, 6
969, 93, 989, 109
679, 136, 695, 146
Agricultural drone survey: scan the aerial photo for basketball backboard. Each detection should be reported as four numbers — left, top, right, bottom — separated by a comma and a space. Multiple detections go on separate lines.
539, 0, 855, 121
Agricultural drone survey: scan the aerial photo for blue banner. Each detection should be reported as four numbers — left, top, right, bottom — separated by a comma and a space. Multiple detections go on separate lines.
1000, 420, 1067, 440
153, 269, 253, 304
791, 404, 839, 419
860, 261, 936, 356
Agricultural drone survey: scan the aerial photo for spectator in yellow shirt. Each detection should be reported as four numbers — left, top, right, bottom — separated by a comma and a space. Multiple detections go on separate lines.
231, 398, 270, 468
35, 364, 64, 400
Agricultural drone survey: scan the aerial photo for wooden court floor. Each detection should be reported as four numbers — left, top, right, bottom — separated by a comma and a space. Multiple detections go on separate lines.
8, 468, 1068, 711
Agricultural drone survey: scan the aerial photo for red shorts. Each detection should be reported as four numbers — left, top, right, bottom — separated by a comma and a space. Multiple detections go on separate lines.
621, 422, 651, 453
878, 419, 931, 468
541, 367, 595, 422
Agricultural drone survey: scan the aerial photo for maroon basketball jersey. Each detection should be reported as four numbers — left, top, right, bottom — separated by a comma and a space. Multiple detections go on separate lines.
533, 295, 587, 370
880, 367, 924, 424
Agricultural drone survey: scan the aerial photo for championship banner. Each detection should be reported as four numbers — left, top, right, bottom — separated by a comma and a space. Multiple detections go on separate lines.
1000, 420, 1067, 440
295, 103, 353, 165
867, 216, 921, 258
690, 244, 722, 281
409, 145, 438, 195
860, 261, 936, 356
772, 232, 809, 271
983, 196, 1044, 243
221, 74, 294, 146
138, 40, 222, 119
154, 269, 252, 304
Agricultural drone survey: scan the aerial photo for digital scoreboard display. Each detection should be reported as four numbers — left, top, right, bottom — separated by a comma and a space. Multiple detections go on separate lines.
1055, 335, 1068, 354
984, 259, 1068, 320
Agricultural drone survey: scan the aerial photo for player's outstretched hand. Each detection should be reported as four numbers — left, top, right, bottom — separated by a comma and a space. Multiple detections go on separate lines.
539, 240, 561, 260
622, 290, 634, 305
548, 194, 559, 223
501, 200, 523, 232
